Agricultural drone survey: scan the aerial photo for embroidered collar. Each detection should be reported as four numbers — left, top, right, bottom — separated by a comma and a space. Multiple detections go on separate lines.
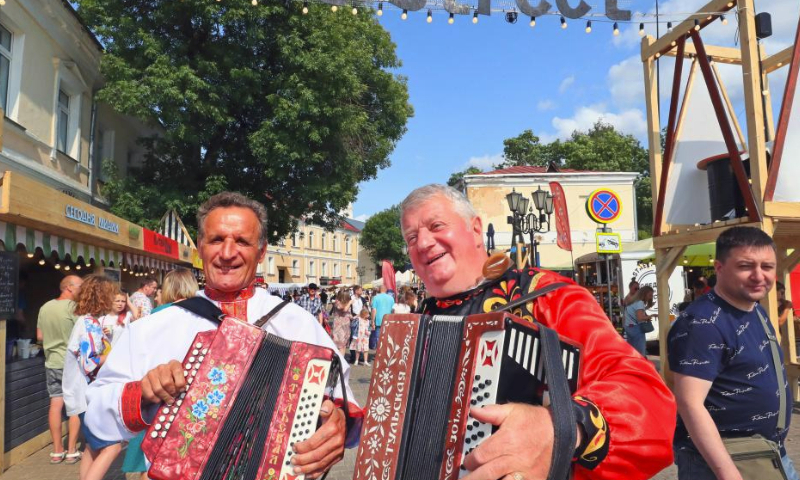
204, 282, 257, 303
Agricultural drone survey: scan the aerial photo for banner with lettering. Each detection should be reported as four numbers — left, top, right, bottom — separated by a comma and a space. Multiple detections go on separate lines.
549, 182, 572, 252
143, 229, 180, 259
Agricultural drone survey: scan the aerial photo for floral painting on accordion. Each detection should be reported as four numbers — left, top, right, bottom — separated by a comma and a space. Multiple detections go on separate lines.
178, 362, 237, 458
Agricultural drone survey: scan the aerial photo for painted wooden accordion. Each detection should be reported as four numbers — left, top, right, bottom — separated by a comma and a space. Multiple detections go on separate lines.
354, 312, 581, 480
140, 317, 339, 480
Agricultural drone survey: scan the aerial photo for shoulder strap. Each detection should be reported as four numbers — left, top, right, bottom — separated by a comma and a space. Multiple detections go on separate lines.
496, 282, 569, 313
755, 307, 787, 432
539, 323, 577, 480
254, 299, 291, 328
175, 297, 225, 324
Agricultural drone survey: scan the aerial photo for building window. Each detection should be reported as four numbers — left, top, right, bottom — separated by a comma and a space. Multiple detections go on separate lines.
292, 233, 298, 247
57, 90, 70, 153
322, 262, 327, 277
345, 236, 351, 255
0, 25, 11, 112
333, 235, 338, 252
347, 264, 351, 278
321, 232, 326, 251
309, 260, 316, 276
268, 257, 275, 275
334, 263, 340, 277
292, 260, 299, 276
308, 231, 314, 249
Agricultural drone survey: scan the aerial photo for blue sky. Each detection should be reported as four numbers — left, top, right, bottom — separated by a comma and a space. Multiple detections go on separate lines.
351, 0, 800, 220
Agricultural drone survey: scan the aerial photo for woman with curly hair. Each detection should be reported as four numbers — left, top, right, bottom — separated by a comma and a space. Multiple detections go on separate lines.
62, 275, 122, 480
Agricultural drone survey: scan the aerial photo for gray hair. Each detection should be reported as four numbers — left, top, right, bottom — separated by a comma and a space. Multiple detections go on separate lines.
197, 192, 269, 248
399, 184, 478, 234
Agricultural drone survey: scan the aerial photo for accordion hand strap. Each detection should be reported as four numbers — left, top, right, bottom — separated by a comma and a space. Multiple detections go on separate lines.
539, 323, 577, 480
176, 297, 225, 323
496, 283, 569, 314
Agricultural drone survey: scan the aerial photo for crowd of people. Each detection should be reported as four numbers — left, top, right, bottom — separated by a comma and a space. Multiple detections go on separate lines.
26, 185, 800, 480
36, 269, 198, 480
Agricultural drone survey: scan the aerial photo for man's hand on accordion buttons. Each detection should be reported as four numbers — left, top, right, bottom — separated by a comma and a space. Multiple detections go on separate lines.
462, 404, 555, 480
141, 360, 187, 405
291, 399, 346, 479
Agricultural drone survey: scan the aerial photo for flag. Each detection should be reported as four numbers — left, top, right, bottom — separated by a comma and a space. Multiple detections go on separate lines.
549, 182, 572, 252
381, 260, 397, 294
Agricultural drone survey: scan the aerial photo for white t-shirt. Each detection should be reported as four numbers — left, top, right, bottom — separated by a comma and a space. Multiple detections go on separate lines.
99, 312, 133, 346
392, 304, 411, 314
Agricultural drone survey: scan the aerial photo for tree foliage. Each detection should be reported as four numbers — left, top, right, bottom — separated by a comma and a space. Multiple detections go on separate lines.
500, 122, 653, 237
359, 206, 408, 267
78, 0, 412, 240
447, 166, 482, 187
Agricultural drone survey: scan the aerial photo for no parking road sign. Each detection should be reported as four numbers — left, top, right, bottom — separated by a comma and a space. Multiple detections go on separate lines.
586, 189, 622, 224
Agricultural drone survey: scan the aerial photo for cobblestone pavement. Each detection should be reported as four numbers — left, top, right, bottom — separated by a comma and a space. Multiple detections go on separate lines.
2, 357, 800, 480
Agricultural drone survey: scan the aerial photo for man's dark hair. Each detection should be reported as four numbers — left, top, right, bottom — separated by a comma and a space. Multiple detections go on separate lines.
716, 226, 776, 263
692, 279, 706, 290
140, 276, 157, 289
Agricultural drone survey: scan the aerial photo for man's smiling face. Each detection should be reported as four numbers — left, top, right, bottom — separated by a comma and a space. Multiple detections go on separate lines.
199, 206, 266, 292
401, 195, 485, 298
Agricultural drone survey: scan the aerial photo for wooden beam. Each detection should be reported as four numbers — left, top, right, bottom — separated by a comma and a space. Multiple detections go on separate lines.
738, 0, 769, 209
642, 36, 662, 237
657, 246, 687, 275
2, 422, 67, 469
652, 218, 759, 249
763, 44, 793, 74
765, 202, 800, 218
779, 248, 800, 273
641, 0, 736, 61
665, 43, 742, 64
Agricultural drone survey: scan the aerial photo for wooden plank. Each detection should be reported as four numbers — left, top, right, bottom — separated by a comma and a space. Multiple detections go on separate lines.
642, 36, 662, 237
665, 42, 742, 63
738, 0, 769, 208
764, 44, 793, 74
641, 0, 736, 61
3, 422, 64, 467
765, 202, 800, 218
653, 219, 759, 249
657, 246, 687, 275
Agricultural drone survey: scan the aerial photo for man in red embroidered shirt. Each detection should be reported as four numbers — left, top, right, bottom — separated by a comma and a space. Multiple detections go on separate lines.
400, 184, 676, 480
85, 192, 358, 478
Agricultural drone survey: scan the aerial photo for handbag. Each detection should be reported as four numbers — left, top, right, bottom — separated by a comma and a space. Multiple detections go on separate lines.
639, 320, 655, 333
720, 309, 788, 480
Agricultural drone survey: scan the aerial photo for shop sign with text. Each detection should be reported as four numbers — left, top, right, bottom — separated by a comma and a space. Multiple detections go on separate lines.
65, 205, 120, 234
143, 229, 179, 259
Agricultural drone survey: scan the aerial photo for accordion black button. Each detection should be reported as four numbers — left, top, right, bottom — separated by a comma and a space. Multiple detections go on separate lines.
472, 387, 478, 393
305, 429, 310, 434
478, 383, 485, 390
470, 400, 477, 405
467, 424, 473, 431
475, 375, 481, 381
477, 431, 485, 438
465, 438, 471, 444
486, 380, 492, 386
471, 434, 477, 441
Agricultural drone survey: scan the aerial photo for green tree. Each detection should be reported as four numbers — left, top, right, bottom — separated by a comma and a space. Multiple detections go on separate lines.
501, 122, 653, 236
499, 130, 562, 167
447, 166, 482, 188
78, 0, 412, 240
359, 206, 408, 267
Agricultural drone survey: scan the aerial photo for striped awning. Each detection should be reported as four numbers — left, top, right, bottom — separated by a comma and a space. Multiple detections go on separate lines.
0, 220, 172, 271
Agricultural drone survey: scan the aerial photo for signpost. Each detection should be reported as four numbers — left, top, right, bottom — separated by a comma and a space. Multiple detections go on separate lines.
586, 188, 623, 322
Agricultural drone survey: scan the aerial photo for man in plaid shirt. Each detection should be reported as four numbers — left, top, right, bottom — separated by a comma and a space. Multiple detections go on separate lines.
298, 282, 323, 325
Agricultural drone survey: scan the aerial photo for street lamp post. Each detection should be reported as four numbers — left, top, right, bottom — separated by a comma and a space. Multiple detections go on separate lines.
506, 186, 555, 267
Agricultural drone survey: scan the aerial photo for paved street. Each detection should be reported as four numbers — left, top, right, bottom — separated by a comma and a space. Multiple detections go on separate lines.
2, 357, 800, 480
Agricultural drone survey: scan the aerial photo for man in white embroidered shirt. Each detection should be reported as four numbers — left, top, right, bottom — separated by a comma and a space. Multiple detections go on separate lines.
85, 192, 359, 479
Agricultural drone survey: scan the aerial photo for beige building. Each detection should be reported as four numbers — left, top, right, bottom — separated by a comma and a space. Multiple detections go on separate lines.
463, 165, 640, 270
260, 219, 361, 287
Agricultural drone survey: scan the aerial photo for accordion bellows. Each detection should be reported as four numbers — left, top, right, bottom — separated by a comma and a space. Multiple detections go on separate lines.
141, 318, 339, 480
355, 312, 581, 480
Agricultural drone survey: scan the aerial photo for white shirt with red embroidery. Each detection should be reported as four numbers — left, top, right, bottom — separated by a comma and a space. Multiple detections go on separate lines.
84, 288, 358, 446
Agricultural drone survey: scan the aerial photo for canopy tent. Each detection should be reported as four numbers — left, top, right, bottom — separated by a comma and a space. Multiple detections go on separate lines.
265, 282, 306, 296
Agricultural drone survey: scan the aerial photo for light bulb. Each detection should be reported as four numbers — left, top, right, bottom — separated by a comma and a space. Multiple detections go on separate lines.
38, 259, 45, 266
560, 16, 566, 29
0, 0, 6, 6
75, 265, 81, 270
54, 264, 61, 270
529, 16, 535, 27
251, 0, 257, 5
448, 12, 454, 24
721, 15, 727, 25
377, 2, 382, 15
302, 1, 309, 14
64, 265, 70, 271
426, 9, 432, 23
613, 22, 619, 35
693, 19, 700, 31
585, 20, 591, 33
639, 23, 644, 36
331, 5, 338, 12
352, 6, 357, 14
472, 11, 478, 23
667, 21, 672, 31
401, 9, 407, 19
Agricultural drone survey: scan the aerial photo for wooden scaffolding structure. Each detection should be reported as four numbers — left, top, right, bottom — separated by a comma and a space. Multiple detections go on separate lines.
641, 0, 800, 387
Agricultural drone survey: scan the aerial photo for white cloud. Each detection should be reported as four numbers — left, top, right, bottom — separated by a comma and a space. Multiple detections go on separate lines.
538, 99, 556, 111
608, 55, 645, 108
545, 104, 647, 140
463, 153, 504, 171
558, 75, 575, 94
354, 213, 372, 222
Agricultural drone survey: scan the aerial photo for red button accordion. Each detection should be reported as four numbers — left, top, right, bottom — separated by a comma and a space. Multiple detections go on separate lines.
140, 317, 339, 480
354, 312, 581, 480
